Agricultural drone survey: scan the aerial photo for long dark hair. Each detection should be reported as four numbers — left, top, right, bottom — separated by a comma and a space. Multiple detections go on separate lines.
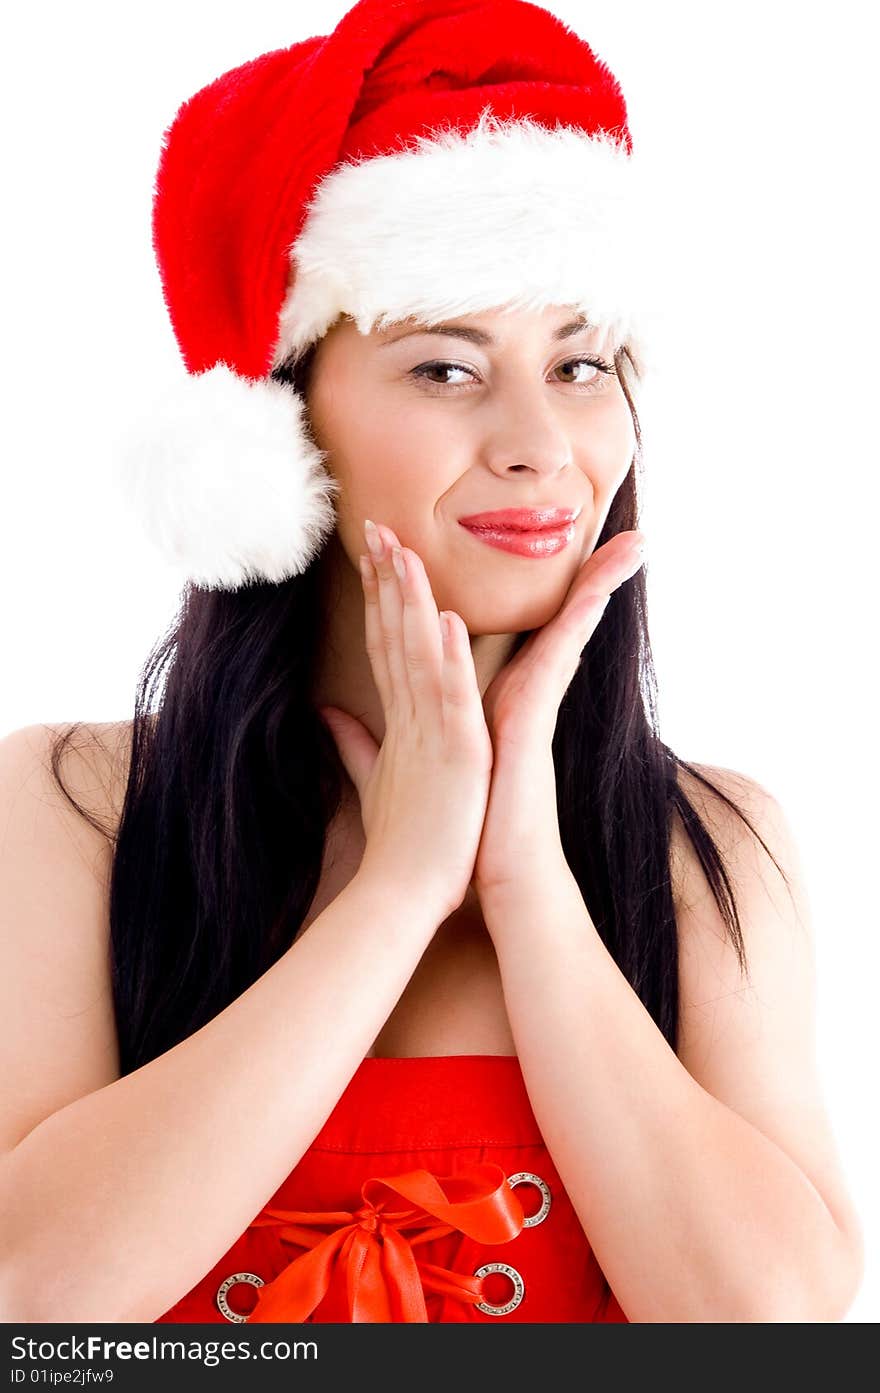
49, 341, 788, 1077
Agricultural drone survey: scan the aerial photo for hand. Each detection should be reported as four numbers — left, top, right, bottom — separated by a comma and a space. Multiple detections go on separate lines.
473, 529, 646, 899
481, 529, 647, 753
317, 520, 494, 920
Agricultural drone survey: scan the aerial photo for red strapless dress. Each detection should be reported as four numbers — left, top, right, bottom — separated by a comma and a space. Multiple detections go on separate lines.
155, 1054, 628, 1323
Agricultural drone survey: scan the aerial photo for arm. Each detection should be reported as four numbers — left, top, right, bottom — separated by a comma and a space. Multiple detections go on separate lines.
0, 724, 443, 1324
479, 768, 865, 1323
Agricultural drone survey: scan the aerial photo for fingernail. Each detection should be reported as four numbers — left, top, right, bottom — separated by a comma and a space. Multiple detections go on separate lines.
391, 546, 407, 582
364, 518, 383, 558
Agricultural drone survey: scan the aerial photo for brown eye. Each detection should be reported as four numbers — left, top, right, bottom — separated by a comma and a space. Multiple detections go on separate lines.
408, 355, 616, 393
410, 361, 474, 388
555, 356, 616, 389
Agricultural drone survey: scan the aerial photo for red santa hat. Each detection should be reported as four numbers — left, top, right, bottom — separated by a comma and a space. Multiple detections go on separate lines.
119, 0, 658, 591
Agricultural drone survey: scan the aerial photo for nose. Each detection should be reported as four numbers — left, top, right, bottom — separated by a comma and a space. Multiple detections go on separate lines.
479, 388, 574, 478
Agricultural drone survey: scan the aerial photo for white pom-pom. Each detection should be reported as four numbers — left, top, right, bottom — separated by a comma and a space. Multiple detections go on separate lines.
113, 363, 340, 591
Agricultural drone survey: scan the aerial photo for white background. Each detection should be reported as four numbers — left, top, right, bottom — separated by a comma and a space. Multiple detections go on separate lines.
2, 1, 877, 1321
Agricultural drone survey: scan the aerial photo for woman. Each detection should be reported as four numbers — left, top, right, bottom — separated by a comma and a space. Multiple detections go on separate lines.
0, 0, 864, 1324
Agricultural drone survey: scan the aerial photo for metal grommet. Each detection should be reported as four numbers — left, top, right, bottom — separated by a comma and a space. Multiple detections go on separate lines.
473, 1262, 525, 1316
507, 1171, 552, 1227
215, 1271, 265, 1323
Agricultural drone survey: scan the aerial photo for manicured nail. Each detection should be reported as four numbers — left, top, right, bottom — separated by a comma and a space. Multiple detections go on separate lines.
391, 546, 406, 582
364, 518, 383, 559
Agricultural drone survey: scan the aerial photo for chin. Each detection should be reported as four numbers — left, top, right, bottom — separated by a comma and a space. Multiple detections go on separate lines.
457, 599, 560, 637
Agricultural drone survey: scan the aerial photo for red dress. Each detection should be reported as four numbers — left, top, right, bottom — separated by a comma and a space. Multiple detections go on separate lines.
155, 1054, 628, 1323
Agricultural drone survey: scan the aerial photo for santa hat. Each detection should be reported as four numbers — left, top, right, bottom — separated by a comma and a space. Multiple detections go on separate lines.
118, 0, 658, 592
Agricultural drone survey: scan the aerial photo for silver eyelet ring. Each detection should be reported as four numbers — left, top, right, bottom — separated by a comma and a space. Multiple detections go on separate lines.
473, 1262, 525, 1316
215, 1271, 265, 1323
507, 1171, 552, 1227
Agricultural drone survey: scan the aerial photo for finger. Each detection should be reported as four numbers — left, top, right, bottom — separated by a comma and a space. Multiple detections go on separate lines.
507, 557, 618, 692
439, 609, 485, 731
317, 703, 379, 801
385, 531, 482, 738
370, 521, 413, 719
567, 532, 645, 611
599, 530, 645, 579
392, 544, 445, 703
567, 587, 613, 632
359, 547, 394, 716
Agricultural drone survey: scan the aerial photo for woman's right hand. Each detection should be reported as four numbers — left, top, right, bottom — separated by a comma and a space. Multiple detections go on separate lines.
317, 519, 493, 920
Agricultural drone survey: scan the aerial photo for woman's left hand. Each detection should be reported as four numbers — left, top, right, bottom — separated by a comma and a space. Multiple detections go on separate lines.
473, 528, 646, 899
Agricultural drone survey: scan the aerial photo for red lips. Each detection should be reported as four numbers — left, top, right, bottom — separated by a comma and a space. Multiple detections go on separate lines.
457, 507, 579, 532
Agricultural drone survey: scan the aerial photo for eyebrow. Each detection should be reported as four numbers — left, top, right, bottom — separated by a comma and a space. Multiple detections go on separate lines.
378, 317, 599, 349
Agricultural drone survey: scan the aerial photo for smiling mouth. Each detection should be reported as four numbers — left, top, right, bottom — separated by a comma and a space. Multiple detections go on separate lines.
458, 520, 576, 558
458, 507, 580, 532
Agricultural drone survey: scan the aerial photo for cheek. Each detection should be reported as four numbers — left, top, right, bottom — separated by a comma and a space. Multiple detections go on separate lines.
311, 406, 453, 562
577, 397, 635, 493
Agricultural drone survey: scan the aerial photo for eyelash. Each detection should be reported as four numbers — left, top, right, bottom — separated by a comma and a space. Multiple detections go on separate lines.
409, 355, 616, 393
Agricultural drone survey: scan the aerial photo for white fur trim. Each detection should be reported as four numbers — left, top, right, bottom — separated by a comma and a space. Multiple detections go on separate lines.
121, 115, 657, 593
114, 363, 339, 591
273, 111, 659, 371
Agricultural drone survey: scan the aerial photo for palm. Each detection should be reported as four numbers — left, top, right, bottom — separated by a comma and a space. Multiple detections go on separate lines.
481, 625, 553, 746
480, 531, 642, 745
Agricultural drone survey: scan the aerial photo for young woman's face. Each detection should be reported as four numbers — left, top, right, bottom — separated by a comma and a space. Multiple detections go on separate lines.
305, 304, 636, 635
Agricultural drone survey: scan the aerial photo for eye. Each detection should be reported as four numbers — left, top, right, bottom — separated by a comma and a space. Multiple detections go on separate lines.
556, 356, 616, 389
410, 361, 474, 389
408, 356, 616, 393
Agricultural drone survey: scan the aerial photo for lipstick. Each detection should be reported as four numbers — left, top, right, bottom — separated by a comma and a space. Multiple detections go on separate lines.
458, 507, 579, 558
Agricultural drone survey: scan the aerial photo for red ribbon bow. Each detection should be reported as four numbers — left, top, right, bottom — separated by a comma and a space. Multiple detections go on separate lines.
245, 1161, 525, 1322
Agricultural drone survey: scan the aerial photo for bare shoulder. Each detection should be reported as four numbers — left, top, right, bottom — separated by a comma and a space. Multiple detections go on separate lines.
0, 720, 137, 1152
669, 761, 776, 913
667, 759, 864, 1302
669, 757, 812, 1031
0, 720, 134, 891
40, 719, 137, 847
